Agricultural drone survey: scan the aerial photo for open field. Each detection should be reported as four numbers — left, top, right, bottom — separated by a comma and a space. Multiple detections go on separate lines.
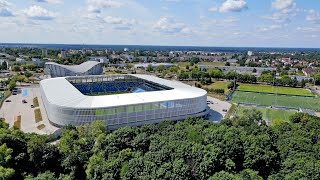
232, 91, 320, 111
204, 81, 230, 91
236, 105, 296, 124
237, 83, 314, 97
203, 81, 230, 100
199, 62, 226, 66
177, 61, 226, 69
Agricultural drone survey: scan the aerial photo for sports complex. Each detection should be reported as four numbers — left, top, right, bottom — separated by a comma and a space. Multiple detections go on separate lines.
40, 74, 209, 129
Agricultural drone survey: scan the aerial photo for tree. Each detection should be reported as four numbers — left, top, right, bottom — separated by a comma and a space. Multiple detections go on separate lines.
146, 64, 153, 72
155, 65, 165, 73
253, 68, 257, 73
0, 166, 15, 180
168, 66, 179, 73
1, 61, 7, 70
208, 68, 224, 79
7, 80, 16, 91
225, 62, 231, 66
11, 65, 20, 71
0, 144, 13, 167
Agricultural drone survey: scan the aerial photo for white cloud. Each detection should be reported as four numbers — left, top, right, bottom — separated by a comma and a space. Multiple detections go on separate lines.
200, 16, 239, 28
257, 24, 282, 32
306, 10, 320, 24
262, 13, 291, 23
0, 0, 13, 17
104, 16, 136, 30
210, 0, 247, 13
296, 27, 319, 33
272, 0, 295, 13
263, 0, 297, 24
86, 0, 123, 13
34, 0, 63, 4
153, 17, 191, 34
24, 6, 56, 20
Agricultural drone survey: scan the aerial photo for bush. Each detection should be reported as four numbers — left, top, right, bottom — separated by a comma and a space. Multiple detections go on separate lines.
228, 82, 238, 89
212, 89, 225, 94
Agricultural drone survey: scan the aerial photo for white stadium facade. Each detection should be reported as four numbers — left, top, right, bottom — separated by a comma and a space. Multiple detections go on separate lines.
44, 61, 103, 77
40, 74, 209, 129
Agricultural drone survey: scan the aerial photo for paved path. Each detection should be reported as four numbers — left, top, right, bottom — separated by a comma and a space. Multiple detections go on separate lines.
207, 96, 232, 122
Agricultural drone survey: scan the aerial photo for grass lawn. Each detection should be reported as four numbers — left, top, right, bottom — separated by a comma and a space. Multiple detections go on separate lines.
236, 105, 296, 125
199, 62, 226, 66
204, 81, 230, 100
105, 71, 117, 75
237, 83, 314, 97
226, 103, 237, 118
33, 97, 39, 107
177, 61, 226, 70
34, 109, 43, 123
37, 124, 45, 130
232, 91, 320, 111
204, 81, 230, 91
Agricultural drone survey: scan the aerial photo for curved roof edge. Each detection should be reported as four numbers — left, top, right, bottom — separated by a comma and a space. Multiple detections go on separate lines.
45, 61, 102, 73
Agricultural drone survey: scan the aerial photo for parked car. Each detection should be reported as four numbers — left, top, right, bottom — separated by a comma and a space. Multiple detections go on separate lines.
5, 99, 11, 102
31, 104, 34, 108
22, 100, 27, 103
222, 109, 228, 112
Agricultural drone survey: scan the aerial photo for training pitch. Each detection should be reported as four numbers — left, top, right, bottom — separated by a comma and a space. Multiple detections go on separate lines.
232, 91, 320, 111
237, 83, 314, 97
235, 105, 297, 124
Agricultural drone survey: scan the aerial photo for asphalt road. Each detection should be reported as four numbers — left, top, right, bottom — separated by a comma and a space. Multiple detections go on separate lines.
207, 96, 231, 122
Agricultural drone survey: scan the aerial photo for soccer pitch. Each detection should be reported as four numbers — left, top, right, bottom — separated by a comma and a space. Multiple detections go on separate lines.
232, 91, 320, 111
236, 106, 297, 124
237, 83, 314, 97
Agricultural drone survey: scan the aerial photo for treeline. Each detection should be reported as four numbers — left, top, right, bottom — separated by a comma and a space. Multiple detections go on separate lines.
0, 111, 319, 179
179, 68, 308, 87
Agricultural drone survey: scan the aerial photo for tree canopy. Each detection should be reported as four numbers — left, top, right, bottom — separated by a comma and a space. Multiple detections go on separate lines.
0, 111, 319, 179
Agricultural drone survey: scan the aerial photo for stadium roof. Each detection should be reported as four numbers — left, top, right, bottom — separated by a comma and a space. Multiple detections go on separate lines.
40, 74, 207, 108
45, 61, 101, 73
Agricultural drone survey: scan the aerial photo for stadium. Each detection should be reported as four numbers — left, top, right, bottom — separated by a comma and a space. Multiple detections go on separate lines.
44, 61, 103, 77
40, 74, 209, 129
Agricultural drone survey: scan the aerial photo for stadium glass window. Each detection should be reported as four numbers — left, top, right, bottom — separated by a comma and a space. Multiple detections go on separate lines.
104, 108, 115, 115
116, 107, 126, 114
135, 105, 143, 112
127, 106, 134, 113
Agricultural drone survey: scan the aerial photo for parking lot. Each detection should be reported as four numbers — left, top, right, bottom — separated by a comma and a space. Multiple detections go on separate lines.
207, 96, 232, 122
0, 84, 59, 134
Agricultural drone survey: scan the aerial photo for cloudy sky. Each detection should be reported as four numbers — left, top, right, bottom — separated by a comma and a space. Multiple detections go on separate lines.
0, 0, 319, 47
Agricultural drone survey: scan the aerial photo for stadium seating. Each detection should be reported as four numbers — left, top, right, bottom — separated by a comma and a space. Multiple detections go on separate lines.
72, 80, 163, 95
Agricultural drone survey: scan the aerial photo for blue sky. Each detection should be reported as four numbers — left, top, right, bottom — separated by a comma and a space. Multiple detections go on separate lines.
0, 0, 319, 47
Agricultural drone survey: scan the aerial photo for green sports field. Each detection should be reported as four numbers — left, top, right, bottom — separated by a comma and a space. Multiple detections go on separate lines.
237, 83, 314, 97
232, 91, 320, 111
236, 106, 297, 124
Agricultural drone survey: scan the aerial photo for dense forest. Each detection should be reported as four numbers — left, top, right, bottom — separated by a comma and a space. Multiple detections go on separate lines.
0, 110, 319, 180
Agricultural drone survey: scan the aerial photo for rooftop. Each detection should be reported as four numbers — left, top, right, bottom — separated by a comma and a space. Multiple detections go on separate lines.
40, 74, 207, 109
45, 61, 102, 73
